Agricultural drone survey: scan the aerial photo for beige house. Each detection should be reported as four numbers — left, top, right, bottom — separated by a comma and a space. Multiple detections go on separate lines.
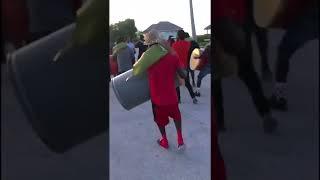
143, 21, 183, 40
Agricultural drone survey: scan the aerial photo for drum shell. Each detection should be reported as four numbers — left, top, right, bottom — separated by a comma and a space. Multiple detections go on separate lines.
111, 69, 180, 111
111, 70, 150, 110
8, 24, 108, 153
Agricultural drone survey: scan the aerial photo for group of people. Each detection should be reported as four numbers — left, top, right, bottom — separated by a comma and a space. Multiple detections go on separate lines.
111, 29, 212, 151
213, 0, 318, 179
111, 30, 211, 104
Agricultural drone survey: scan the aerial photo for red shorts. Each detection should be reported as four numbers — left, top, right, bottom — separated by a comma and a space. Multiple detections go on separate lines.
152, 104, 181, 127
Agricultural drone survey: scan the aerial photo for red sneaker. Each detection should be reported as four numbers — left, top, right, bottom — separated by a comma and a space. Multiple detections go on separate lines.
157, 138, 169, 149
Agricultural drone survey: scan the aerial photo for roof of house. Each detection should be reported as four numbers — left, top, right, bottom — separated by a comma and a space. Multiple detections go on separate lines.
143, 21, 183, 33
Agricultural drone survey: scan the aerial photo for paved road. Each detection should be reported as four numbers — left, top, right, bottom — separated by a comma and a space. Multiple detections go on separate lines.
219, 30, 319, 180
110, 72, 211, 180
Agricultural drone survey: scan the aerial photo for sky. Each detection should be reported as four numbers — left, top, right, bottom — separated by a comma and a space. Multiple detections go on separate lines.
109, 0, 211, 35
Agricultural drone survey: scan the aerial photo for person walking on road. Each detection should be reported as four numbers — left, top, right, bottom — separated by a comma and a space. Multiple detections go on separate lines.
194, 43, 211, 97
144, 30, 187, 150
127, 37, 136, 55
135, 34, 148, 59
185, 32, 199, 87
112, 36, 135, 75
172, 30, 198, 104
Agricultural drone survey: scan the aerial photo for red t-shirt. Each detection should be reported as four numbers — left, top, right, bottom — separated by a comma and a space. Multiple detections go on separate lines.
172, 40, 191, 69
213, 0, 246, 24
147, 53, 182, 106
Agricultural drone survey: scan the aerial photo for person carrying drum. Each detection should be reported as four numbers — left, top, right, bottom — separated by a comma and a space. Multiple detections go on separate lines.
172, 30, 198, 104
143, 30, 187, 150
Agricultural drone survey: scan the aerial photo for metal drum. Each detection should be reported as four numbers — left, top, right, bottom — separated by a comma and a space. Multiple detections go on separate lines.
111, 70, 150, 110
7, 23, 108, 153
111, 69, 180, 110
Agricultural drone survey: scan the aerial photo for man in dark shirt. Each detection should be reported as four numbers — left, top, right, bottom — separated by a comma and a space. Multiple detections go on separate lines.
135, 35, 148, 59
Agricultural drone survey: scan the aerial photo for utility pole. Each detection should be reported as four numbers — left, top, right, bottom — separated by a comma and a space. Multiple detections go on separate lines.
189, 0, 197, 41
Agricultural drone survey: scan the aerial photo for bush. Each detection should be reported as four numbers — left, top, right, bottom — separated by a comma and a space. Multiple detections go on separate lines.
196, 34, 210, 48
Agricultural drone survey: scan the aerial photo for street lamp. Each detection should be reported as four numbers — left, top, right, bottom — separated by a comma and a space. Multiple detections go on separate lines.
189, 0, 197, 41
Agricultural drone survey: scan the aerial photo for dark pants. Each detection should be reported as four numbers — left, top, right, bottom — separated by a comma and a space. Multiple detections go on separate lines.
214, 23, 271, 129
253, 26, 269, 72
176, 70, 196, 101
275, 7, 319, 83
187, 67, 195, 86
237, 34, 271, 117
197, 63, 211, 88
247, 0, 270, 74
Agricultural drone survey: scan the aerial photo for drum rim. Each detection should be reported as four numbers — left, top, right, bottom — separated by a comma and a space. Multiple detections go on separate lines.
111, 75, 131, 111
5, 24, 85, 153
7, 51, 68, 152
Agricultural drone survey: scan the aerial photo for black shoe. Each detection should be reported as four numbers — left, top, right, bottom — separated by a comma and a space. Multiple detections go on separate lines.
269, 95, 288, 111
263, 116, 278, 134
192, 98, 198, 104
195, 91, 201, 97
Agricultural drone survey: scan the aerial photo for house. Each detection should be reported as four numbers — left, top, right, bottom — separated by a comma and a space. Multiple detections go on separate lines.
204, 25, 211, 34
143, 21, 183, 40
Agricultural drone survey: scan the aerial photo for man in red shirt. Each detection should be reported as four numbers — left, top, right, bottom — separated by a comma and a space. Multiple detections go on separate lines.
172, 30, 198, 104
144, 30, 187, 150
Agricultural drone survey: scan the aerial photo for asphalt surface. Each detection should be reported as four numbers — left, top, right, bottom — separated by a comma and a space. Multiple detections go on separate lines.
109, 71, 211, 180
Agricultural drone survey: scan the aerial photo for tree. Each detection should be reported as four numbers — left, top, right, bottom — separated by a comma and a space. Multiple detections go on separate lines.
109, 19, 138, 44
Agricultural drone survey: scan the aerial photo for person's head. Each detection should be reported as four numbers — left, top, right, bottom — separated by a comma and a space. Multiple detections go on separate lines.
185, 32, 190, 38
177, 30, 186, 40
143, 30, 161, 45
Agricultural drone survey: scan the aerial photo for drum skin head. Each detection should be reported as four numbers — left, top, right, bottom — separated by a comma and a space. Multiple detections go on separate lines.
254, 0, 282, 28
190, 48, 201, 70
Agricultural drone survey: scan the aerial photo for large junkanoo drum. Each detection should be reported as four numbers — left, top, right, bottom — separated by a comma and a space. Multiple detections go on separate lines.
111, 70, 149, 110
112, 70, 180, 111
7, 23, 108, 153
